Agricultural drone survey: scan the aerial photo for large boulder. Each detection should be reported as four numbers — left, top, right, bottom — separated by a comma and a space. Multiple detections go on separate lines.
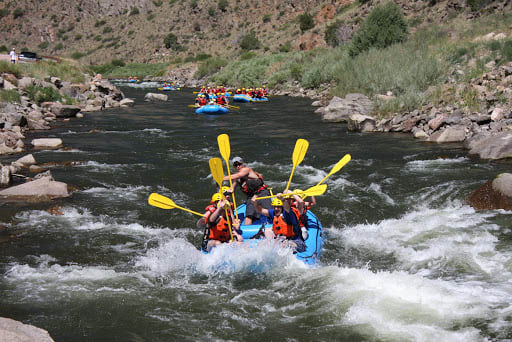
50, 104, 81, 118
347, 114, 376, 132
144, 93, 168, 101
32, 138, 62, 149
467, 173, 512, 211
429, 126, 466, 143
319, 94, 374, 122
119, 98, 135, 107
0, 317, 55, 342
0, 175, 69, 198
466, 131, 512, 160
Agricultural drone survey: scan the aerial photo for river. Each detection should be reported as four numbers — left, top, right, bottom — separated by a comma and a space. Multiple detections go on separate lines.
1, 82, 511, 341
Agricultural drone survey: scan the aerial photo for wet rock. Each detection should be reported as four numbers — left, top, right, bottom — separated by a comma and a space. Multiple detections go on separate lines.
467, 173, 512, 211
15, 154, 36, 166
429, 126, 466, 143
50, 104, 81, 118
144, 93, 168, 101
0, 317, 55, 342
320, 94, 374, 122
120, 98, 135, 107
467, 131, 512, 160
0, 175, 69, 199
32, 138, 63, 149
347, 114, 376, 132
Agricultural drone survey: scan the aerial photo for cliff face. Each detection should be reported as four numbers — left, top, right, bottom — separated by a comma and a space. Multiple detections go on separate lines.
0, 0, 508, 64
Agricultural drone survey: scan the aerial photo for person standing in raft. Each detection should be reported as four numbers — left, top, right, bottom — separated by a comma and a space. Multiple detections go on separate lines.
223, 157, 272, 225
199, 193, 243, 252
250, 193, 306, 253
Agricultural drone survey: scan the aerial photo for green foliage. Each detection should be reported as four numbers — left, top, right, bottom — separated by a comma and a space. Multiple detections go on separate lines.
111, 59, 126, 67
279, 42, 291, 52
0, 61, 21, 78
218, 0, 228, 12
55, 43, 63, 50
89, 62, 169, 79
298, 12, 314, 33
195, 53, 211, 61
195, 57, 228, 79
71, 51, 86, 60
26, 85, 62, 105
95, 19, 106, 27
208, 7, 215, 16
164, 33, 181, 50
130, 7, 140, 15
12, 8, 24, 19
240, 51, 257, 60
466, 0, 496, 12
0, 45, 7, 52
0, 8, 9, 18
75, 34, 82, 40
240, 31, 261, 50
38, 41, 49, 49
103, 26, 112, 34
0, 89, 21, 103
153, 0, 163, 6
263, 14, 271, 23
349, 1, 408, 57
190, 0, 198, 9
325, 20, 342, 47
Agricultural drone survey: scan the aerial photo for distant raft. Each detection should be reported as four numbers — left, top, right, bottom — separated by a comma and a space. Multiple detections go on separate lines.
195, 104, 229, 115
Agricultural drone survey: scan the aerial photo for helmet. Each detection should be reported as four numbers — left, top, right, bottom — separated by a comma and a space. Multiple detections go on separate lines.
294, 189, 306, 199
211, 193, 223, 203
220, 186, 230, 194
271, 198, 283, 207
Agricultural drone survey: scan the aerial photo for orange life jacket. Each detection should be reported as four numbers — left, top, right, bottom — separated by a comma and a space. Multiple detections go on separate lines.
272, 214, 295, 238
208, 215, 231, 242
239, 172, 267, 196
291, 202, 310, 228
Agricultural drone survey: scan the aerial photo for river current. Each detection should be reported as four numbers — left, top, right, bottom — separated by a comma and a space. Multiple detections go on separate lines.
1, 82, 511, 341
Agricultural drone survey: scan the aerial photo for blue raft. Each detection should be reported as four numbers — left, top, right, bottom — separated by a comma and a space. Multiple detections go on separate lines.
195, 105, 229, 115
250, 97, 269, 102
232, 94, 252, 103
202, 203, 323, 265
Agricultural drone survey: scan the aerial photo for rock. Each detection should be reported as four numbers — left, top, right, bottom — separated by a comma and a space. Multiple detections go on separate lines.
467, 131, 512, 160
15, 154, 36, 166
429, 126, 466, 143
120, 98, 135, 107
347, 114, 376, 132
2, 79, 17, 90
321, 94, 374, 122
17, 77, 34, 89
467, 173, 512, 211
428, 113, 449, 131
31, 138, 63, 149
311, 100, 323, 107
0, 317, 55, 342
50, 104, 81, 118
144, 93, 168, 101
491, 107, 505, 121
0, 176, 68, 198
0, 165, 10, 185
412, 128, 429, 139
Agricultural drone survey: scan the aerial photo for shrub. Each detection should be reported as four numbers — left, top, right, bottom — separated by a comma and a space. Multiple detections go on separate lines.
26, 85, 62, 105
240, 31, 261, 50
263, 14, 271, 23
111, 59, 126, 67
71, 51, 86, 59
190, 0, 198, 9
349, 1, 408, 57
153, 0, 163, 6
75, 34, 82, 40
195, 53, 211, 61
0, 8, 10, 18
103, 26, 112, 34
208, 7, 215, 16
164, 33, 181, 50
0, 89, 21, 103
130, 7, 140, 15
279, 42, 291, 52
466, 0, 496, 12
298, 12, 314, 33
218, 0, 228, 12
38, 41, 49, 49
55, 43, 64, 50
12, 8, 24, 19
240, 51, 257, 60
95, 19, 106, 27
0, 45, 8, 52
195, 57, 227, 78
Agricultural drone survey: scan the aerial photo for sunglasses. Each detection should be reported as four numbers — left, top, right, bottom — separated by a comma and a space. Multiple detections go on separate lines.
233, 162, 242, 167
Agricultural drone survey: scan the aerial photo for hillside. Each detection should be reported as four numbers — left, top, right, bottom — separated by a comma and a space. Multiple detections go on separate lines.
1, 0, 508, 66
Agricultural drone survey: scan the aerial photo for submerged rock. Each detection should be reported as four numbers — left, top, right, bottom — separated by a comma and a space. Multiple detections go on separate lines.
467, 173, 512, 211
0, 317, 55, 342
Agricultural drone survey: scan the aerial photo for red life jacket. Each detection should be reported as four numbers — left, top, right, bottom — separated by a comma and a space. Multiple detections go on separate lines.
239, 172, 267, 196
208, 215, 231, 242
200, 98, 207, 106
272, 214, 295, 238
291, 202, 310, 228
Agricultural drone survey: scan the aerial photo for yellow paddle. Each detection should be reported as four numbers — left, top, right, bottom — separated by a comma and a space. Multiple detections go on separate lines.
188, 104, 199, 108
315, 154, 352, 186
255, 184, 327, 200
217, 134, 238, 220
284, 139, 309, 193
227, 105, 240, 110
209, 157, 234, 241
148, 193, 203, 217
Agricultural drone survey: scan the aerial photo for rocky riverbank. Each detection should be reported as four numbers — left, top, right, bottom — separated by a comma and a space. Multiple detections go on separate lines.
0, 73, 134, 199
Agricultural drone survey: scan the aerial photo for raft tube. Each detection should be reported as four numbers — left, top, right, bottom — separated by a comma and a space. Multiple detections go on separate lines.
195, 105, 229, 115
250, 97, 269, 102
232, 94, 252, 103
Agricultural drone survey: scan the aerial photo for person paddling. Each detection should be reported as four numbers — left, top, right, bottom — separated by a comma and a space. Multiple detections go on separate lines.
250, 193, 306, 253
223, 157, 271, 225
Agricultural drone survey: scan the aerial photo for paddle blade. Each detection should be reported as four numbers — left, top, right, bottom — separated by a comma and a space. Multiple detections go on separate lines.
217, 134, 231, 162
148, 193, 176, 210
302, 184, 327, 197
316, 154, 351, 186
209, 157, 224, 187
292, 139, 309, 166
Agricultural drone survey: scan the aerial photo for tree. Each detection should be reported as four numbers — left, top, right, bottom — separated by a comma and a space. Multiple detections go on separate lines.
240, 31, 261, 50
164, 33, 181, 50
349, 1, 408, 57
298, 12, 314, 33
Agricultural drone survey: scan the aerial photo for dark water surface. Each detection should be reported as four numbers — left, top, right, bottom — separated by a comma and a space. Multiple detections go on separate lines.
1, 82, 511, 341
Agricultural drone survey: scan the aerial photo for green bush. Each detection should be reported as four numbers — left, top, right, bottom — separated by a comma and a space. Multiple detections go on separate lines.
26, 85, 62, 105
55, 43, 64, 50
325, 20, 341, 47
38, 41, 49, 49
195, 57, 228, 78
12, 8, 24, 19
164, 33, 181, 50
208, 7, 215, 16
71, 51, 86, 60
218, 0, 228, 12
349, 1, 408, 57
95, 19, 106, 27
130, 7, 140, 15
153, 0, 163, 6
74, 34, 82, 40
0, 45, 8, 52
240, 51, 257, 60
466, 0, 496, 12
190, 0, 198, 9
298, 13, 314, 33
279, 42, 291, 52
240, 31, 261, 50
0, 89, 21, 103
263, 14, 271, 23
0, 8, 10, 18
195, 53, 211, 61
111, 59, 126, 67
